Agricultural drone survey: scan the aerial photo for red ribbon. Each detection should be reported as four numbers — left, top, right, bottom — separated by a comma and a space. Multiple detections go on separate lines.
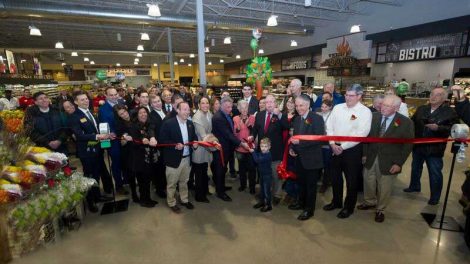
276, 135, 469, 180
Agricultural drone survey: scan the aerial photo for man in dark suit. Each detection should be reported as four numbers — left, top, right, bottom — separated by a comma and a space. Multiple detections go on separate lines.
212, 96, 250, 201
159, 101, 198, 213
163, 93, 184, 121
53, 88, 73, 111
69, 91, 113, 213
288, 94, 325, 220
179, 85, 193, 109
358, 95, 414, 222
162, 89, 174, 115
241, 85, 259, 115
148, 94, 167, 198
98, 87, 127, 195
250, 94, 288, 205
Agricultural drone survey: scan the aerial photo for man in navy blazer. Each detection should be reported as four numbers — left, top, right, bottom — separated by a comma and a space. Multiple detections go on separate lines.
159, 101, 198, 213
69, 91, 113, 213
212, 96, 250, 201
98, 87, 127, 195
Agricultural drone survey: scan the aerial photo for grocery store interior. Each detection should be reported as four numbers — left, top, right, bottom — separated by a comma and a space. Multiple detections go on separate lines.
1, 0, 470, 263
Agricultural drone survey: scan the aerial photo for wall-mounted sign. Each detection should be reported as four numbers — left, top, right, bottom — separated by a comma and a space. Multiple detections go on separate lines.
376, 32, 468, 63
321, 32, 372, 62
321, 36, 370, 77
107, 68, 136, 77
5, 50, 16, 74
281, 56, 313, 71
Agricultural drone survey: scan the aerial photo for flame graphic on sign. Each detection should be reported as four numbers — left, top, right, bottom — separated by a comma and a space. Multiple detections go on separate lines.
336, 37, 352, 56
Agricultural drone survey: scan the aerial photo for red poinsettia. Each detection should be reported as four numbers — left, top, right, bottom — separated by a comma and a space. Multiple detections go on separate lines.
394, 118, 401, 127
350, 114, 357, 120
304, 117, 313, 125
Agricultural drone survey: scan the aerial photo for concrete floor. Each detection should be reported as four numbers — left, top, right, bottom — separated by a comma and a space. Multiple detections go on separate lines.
12, 145, 470, 264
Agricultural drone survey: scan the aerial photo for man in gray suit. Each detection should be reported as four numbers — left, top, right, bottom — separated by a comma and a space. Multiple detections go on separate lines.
358, 95, 414, 222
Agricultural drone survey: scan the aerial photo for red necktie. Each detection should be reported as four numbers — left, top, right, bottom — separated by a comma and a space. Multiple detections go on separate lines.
264, 112, 271, 133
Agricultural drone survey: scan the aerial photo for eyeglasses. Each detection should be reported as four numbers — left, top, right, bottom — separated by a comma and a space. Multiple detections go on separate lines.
345, 93, 358, 97
242, 88, 252, 91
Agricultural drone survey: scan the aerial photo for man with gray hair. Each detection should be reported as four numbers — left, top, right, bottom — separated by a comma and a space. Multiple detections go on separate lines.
358, 95, 414, 222
369, 94, 385, 113
324, 84, 372, 219
212, 96, 250, 201
313, 82, 345, 109
288, 78, 313, 109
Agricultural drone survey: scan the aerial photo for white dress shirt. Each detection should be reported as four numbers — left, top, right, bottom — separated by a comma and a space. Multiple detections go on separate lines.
326, 102, 372, 150
177, 116, 190, 156
398, 102, 409, 118
165, 103, 172, 112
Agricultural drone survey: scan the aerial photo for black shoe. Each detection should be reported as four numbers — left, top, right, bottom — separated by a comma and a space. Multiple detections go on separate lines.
427, 200, 439, 205
149, 199, 159, 205
260, 205, 272, 212
156, 191, 167, 198
140, 201, 155, 208
298, 211, 313, 221
249, 189, 256, 195
273, 197, 281, 206
181, 202, 194, 209
230, 172, 238, 178
403, 187, 420, 193
195, 197, 210, 203
97, 196, 113, 203
224, 186, 232, 191
116, 187, 129, 195
170, 205, 181, 214
132, 196, 140, 203
323, 203, 341, 211
357, 203, 376, 210
253, 202, 265, 209
206, 191, 213, 196
238, 187, 246, 192
88, 203, 99, 213
375, 211, 385, 223
337, 209, 352, 219
288, 203, 303, 210
217, 193, 232, 202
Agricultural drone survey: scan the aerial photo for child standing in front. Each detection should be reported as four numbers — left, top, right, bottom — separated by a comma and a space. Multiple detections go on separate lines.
250, 138, 273, 212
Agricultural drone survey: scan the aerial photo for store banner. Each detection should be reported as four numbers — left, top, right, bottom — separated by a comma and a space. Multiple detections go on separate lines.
281, 56, 313, 71
376, 32, 468, 63
321, 32, 372, 62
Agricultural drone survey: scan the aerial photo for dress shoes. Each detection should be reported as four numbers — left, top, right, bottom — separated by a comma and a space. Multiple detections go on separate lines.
224, 186, 233, 191
97, 196, 113, 203
181, 202, 195, 210
260, 205, 272, 212
149, 199, 159, 206
249, 189, 256, 195
140, 201, 156, 208
217, 193, 232, 202
288, 203, 303, 210
238, 186, 246, 192
357, 203, 376, 210
170, 205, 181, 214
427, 200, 439, 205
272, 197, 281, 206
403, 187, 420, 193
88, 203, 99, 213
337, 209, 352, 219
375, 211, 385, 223
195, 197, 210, 203
253, 202, 265, 209
297, 211, 313, 221
323, 203, 342, 211
132, 196, 140, 203
156, 191, 167, 198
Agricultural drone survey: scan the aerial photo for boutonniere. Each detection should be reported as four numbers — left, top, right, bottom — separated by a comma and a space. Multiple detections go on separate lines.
271, 116, 278, 123
394, 118, 401, 127
304, 117, 312, 125
350, 114, 357, 120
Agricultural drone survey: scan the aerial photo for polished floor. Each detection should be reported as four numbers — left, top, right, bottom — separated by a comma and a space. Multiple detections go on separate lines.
12, 146, 470, 264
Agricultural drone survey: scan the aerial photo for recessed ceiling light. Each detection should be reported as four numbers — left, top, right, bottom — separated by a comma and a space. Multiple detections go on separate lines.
267, 15, 278, 27
180, 58, 185, 63
137, 45, 144, 51
205, 47, 209, 53
147, 4, 161, 17
141, 33, 150, 41
153, 63, 158, 66
350, 25, 361, 33
134, 61, 138, 65
258, 49, 264, 54
223, 36, 231, 44
220, 59, 224, 63
236, 55, 241, 59
208, 61, 212, 65
90, 61, 95, 65
174, 61, 178, 65
136, 53, 142, 57
189, 53, 195, 58
188, 63, 192, 66
55, 41, 64, 49
291, 40, 298, 47
84, 57, 89, 62
29, 26, 41, 36
116, 63, 121, 66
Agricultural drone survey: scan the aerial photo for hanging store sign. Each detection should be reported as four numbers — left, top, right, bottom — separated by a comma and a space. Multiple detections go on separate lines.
375, 32, 469, 63
321, 36, 370, 77
281, 56, 313, 71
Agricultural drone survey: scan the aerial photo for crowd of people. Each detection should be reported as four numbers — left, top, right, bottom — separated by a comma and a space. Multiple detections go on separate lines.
13, 80, 470, 222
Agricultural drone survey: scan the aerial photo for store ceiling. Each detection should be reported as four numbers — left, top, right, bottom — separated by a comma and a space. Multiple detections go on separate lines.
0, 0, 401, 64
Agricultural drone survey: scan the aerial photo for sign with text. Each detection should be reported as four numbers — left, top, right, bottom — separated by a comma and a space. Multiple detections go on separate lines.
376, 32, 468, 63
281, 56, 313, 71
321, 32, 372, 62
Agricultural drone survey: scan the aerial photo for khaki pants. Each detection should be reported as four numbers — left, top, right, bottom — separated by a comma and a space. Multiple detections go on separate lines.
363, 157, 397, 211
166, 157, 191, 207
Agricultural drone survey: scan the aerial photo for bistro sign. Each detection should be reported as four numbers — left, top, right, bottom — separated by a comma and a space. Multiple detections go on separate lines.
398, 46, 437, 61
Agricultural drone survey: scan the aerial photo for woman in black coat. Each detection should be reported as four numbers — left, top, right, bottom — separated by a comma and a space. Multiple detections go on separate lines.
128, 106, 158, 208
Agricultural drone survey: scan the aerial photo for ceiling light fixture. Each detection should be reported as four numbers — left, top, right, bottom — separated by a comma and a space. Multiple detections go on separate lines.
224, 36, 231, 44
61, 62, 66, 66
71, 51, 78, 56
134, 58, 140, 62
180, 58, 185, 63
267, 0, 278, 27
211, 38, 215, 46
291, 40, 298, 47
141, 33, 150, 41
350, 25, 361, 33
208, 61, 212, 65
220, 59, 224, 63
83, 57, 89, 62
55, 41, 64, 49
134, 61, 138, 65
258, 49, 264, 54
174, 61, 178, 65
29, 25, 41, 36
137, 45, 144, 51
305, 0, 312, 7
147, 4, 161, 17
90, 61, 95, 65
205, 47, 209, 53
136, 53, 142, 57
153, 63, 158, 66
189, 53, 195, 58
188, 63, 192, 67
116, 63, 121, 67
116, 33, 121, 42
236, 55, 241, 59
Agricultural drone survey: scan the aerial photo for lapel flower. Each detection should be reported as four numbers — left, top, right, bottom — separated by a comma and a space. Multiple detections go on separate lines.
271, 116, 278, 123
393, 118, 401, 127
304, 117, 312, 125
350, 114, 357, 120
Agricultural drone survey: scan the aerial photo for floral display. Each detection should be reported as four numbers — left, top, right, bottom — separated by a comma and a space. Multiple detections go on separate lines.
0, 110, 24, 133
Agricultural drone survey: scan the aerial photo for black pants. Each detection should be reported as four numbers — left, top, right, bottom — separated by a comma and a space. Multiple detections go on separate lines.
135, 170, 151, 202
229, 154, 236, 174
296, 161, 320, 213
100, 157, 114, 194
237, 152, 256, 192
212, 151, 229, 195
80, 157, 102, 205
152, 158, 167, 194
331, 144, 362, 211
193, 162, 209, 200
